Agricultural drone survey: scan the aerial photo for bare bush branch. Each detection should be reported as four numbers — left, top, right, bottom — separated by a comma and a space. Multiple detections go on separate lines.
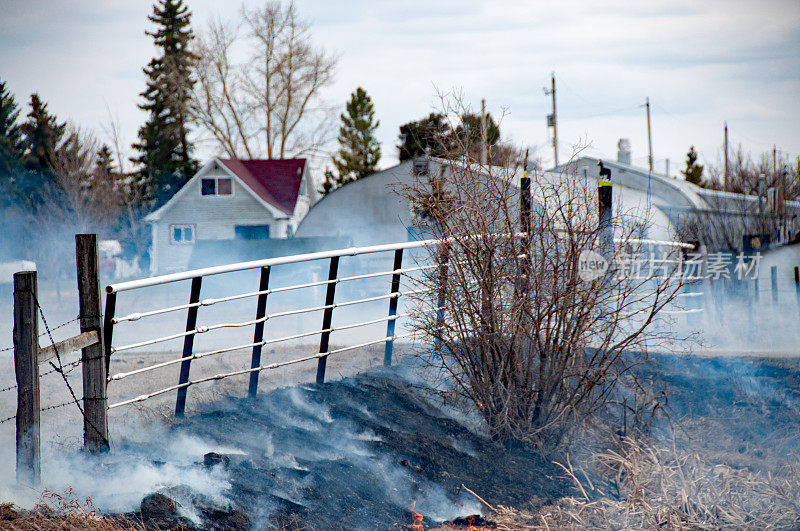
399, 95, 687, 449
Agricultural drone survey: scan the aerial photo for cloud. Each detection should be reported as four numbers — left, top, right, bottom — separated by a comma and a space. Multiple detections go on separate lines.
1, 0, 797, 176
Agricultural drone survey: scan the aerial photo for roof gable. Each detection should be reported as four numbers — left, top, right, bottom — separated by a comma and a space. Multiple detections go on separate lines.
219, 158, 306, 216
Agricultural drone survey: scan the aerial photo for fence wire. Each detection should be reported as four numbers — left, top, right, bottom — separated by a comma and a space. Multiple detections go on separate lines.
35, 298, 109, 447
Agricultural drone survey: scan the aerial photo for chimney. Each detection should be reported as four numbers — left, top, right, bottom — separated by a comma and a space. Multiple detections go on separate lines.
617, 138, 632, 165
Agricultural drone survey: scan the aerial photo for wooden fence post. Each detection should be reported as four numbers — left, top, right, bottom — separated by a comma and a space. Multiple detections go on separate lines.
14, 271, 40, 486
75, 234, 109, 451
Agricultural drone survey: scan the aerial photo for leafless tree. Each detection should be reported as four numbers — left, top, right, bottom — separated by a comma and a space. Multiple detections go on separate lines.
677, 146, 800, 252
705, 145, 800, 199
190, 1, 337, 160
102, 108, 151, 265
400, 99, 686, 450
30, 126, 119, 292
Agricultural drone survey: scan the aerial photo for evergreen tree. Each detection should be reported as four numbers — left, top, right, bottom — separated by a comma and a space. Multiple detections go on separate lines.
96, 144, 116, 175
132, 0, 198, 205
456, 112, 500, 149
0, 81, 25, 208
321, 88, 381, 194
0, 81, 24, 172
13, 94, 67, 209
682, 146, 704, 186
20, 93, 66, 173
398, 113, 452, 162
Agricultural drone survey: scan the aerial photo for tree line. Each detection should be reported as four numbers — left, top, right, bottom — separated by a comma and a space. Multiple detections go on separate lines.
0, 0, 526, 276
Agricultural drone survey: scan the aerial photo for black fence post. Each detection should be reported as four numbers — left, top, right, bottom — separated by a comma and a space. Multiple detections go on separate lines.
771, 266, 778, 304
794, 266, 800, 319
75, 234, 109, 452
102, 291, 116, 379
13, 271, 40, 486
435, 246, 450, 354
316, 257, 339, 385
384, 249, 404, 367
248, 266, 271, 398
175, 276, 202, 417
598, 175, 613, 257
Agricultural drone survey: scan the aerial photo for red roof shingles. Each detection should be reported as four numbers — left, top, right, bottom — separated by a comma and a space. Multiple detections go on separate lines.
219, 158, 306, 216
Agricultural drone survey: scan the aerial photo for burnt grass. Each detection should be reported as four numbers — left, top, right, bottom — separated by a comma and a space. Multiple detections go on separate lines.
640, 354, 800, 470
165, 365, 571, 530
119, 355, 800, 530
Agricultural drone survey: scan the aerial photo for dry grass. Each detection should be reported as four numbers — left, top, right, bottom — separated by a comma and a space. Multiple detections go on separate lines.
0, 489, 144, 530
483, 436, 800, 530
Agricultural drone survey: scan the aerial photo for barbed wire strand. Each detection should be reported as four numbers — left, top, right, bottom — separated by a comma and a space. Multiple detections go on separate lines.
0, 414, 14, 424
40, 359, 81, 378
0, 317, 79, 354
41, 399, 82, 413
40, 317, 79, 336
35, 298, 109, 447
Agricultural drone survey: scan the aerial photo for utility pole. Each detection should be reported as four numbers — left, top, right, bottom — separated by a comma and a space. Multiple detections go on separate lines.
645, 97, 653, 173
544, 73, 558, 167
724, 122, 729, 190
773, 145, 777, 175
480, 98, 488, 166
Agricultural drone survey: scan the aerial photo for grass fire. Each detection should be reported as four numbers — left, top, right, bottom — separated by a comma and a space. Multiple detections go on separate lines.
1, 1, 800, 529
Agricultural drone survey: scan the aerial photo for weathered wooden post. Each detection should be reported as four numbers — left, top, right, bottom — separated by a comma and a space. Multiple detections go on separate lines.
75, 234, 109, 451
14, 271, 40, 485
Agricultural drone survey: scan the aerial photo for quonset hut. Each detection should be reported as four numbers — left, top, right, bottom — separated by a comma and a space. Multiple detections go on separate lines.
294, 158, 452, 246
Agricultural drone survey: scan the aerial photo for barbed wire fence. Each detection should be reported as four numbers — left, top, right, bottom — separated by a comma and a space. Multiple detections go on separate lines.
0, 314, 83, 426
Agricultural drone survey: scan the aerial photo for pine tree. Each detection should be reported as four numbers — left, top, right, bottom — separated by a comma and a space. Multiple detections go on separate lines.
20, 94, 66, 173
456, 113, 500, 148
132, 0, 198, 205
682, 146, 704, 186
398, 113, 452, 162
0, 81, 25, 205
12, 93, 67, 209
0, 81, 23, 170
321, 88, 381, 195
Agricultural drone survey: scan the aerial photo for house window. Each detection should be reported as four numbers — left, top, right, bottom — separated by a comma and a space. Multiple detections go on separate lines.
235, 225, 270, 240
170, 224, 195, 244
201, 178, 233, 196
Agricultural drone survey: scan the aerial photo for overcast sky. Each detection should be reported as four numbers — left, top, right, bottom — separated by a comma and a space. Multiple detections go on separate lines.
1, 0, 798, 178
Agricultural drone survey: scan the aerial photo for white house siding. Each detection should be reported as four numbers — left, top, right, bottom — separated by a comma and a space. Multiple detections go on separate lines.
152, 170, 278, 273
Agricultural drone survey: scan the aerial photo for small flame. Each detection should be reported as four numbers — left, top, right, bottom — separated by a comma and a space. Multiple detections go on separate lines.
476, 401, 484, 411
410, 501, 424, 530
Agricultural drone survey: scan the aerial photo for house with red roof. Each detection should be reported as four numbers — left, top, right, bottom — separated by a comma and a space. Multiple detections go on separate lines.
144, 157, 318, 273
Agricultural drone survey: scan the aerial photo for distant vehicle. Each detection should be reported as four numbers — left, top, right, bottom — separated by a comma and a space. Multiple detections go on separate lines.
99, 239, 123, 276
0, 260, 36, 284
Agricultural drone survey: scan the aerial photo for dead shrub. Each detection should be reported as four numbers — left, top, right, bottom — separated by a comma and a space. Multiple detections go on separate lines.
401, 104, 686, 449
